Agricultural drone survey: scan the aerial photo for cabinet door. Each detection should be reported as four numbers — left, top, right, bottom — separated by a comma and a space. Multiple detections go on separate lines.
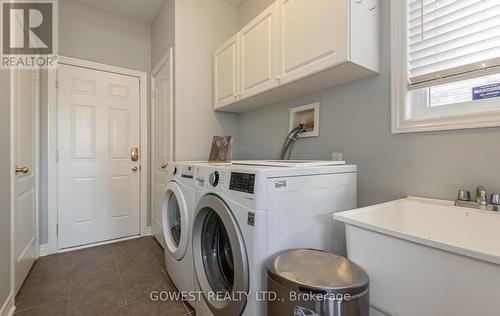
278, 0, 348, 84
240, 3, 278, 99
214, 34, 239, 109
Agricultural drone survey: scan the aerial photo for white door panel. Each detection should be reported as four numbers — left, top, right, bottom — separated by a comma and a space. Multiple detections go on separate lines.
278, 0, 348, 84
240, 3, 278, 99
12, 69, 39, 293
214, 35, 239, 108
58, 64, 141, 249
151, 50, 174, 248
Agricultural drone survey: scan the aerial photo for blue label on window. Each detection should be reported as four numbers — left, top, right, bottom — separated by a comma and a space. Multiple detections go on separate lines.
472, 83, 500, 100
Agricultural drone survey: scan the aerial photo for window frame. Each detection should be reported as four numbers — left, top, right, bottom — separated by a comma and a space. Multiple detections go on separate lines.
391, 0, 500, 133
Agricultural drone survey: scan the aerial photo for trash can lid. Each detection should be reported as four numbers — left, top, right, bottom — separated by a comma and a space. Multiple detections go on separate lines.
267, 249, 369, 296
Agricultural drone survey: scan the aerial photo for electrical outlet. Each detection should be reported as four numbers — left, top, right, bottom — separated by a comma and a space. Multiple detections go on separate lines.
332, 153, 343, 161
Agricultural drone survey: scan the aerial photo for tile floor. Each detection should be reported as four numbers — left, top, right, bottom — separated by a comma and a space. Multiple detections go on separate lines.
15, 237, 195, 316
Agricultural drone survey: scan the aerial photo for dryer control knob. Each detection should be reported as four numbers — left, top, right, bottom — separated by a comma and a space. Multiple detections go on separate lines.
209, 171, 219, 187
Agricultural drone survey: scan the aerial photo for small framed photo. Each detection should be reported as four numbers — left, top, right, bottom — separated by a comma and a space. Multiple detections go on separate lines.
209, 136, 233, 162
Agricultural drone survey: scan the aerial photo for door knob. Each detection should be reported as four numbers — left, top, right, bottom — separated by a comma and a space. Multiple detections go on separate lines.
131, 166, 139, 172
161, 164, 167, 169
15, 166, 29, 174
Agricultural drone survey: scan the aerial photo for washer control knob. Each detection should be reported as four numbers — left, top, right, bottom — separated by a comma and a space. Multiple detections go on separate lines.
209, 171, 219, 187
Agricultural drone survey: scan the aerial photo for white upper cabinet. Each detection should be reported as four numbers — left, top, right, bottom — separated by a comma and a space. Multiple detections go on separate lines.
214, 0, 380, 112
278, 0, 347, 84
239, 3, 278, 99
214, 34, 239, 108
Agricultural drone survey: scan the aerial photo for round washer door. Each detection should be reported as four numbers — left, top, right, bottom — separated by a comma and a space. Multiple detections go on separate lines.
162, 181, 189, 260
193, 194, 249, 316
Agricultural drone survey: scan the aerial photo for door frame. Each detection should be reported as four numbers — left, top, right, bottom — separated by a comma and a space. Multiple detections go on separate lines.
46, 56, 149, 254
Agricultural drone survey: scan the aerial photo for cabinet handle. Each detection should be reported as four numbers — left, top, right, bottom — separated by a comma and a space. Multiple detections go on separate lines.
161, 164, 167, 169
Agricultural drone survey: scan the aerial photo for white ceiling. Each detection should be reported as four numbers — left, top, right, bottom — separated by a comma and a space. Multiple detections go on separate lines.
67, 0, 166, 24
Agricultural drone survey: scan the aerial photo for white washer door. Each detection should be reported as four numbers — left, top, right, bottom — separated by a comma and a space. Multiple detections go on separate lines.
193, 194, 249, 316
162, 181, 189, 260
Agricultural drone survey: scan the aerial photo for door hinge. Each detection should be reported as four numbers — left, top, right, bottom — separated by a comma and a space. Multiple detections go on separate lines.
55, 80, 59, 89
56, 224, 59, 235
56, 150, 59, 162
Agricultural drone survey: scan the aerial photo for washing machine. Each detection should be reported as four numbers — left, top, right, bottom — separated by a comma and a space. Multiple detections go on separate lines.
191, 162, 357, 316
162, 161, 197, 293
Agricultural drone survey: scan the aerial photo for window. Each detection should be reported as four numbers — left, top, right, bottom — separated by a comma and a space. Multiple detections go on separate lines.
391, 0, 500, 133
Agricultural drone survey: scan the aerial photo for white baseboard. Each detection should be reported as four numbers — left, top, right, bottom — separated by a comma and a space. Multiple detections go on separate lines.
0, 293, 15, 316
41, 231, 153, 256
39, 244, 49, 257
57, 235, 141, 253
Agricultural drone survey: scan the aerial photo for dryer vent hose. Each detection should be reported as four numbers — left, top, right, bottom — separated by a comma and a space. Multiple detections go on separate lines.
279, 120, 314, 160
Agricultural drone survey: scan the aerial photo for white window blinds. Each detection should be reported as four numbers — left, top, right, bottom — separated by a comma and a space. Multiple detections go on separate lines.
408, 0, 500, 88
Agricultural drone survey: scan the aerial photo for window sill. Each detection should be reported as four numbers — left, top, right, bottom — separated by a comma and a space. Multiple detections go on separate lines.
392, 108, 500, 134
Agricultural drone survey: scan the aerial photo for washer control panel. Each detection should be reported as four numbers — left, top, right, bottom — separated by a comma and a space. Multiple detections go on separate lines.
197, 168, 227, 193
208, 171, 219, 187
229, 172, 255, 194
181, 165, 194, 179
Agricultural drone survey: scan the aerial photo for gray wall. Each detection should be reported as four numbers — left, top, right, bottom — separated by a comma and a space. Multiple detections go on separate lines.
173, 0, 240, 161
151, 0, 175, 67
59, 0, 151, 72
151, 0, 241, 161
237, 0, 500, 207
39, 0, 152, 244
0, 69, 12, 308
239, 0, 274, 26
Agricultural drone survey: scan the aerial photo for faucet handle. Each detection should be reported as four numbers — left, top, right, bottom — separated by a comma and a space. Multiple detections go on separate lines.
457, 190, 471, 201
491, 193, 500, 206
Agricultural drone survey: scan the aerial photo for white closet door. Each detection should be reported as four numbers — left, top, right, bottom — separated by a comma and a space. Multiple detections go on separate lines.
151, 49, 174, 248
12, 69, 39, 293
278, 0, 348, 84
239, 3, 278, 99
57, 64, 141, 249
214, 34, 239, 109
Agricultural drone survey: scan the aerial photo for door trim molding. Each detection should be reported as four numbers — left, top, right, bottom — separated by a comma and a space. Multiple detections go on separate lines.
47, 56, 149, 254
0, 292, 15, 316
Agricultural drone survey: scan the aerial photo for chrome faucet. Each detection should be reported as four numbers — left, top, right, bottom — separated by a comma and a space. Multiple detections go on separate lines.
476, 186, 488, 206
455, 185, 500, 212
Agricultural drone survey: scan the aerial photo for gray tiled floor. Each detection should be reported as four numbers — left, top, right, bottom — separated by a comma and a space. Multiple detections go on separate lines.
15, 237, 195, 316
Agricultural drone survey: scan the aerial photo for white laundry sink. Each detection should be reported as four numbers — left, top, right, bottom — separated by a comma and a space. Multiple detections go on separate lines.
334, 197, 500, 316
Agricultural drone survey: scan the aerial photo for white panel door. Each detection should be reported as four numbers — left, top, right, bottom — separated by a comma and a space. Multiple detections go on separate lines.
239, 3, 278, 99
278, 0, 348, 84
12, 69, 39, 293
58, 64, 141, 249
151, 50, 174, 248
214, 34, 239, 109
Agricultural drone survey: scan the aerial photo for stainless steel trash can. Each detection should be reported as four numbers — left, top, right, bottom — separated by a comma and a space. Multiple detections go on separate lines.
267, 249, 369, 316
